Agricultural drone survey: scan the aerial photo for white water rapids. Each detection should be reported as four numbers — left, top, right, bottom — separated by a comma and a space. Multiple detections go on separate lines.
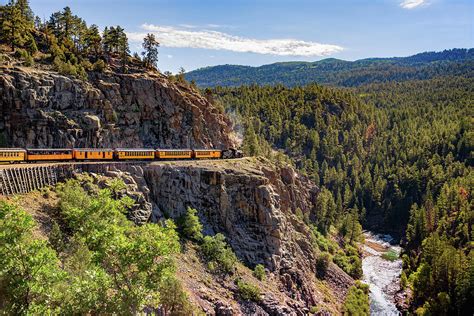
362, 232, 402, 316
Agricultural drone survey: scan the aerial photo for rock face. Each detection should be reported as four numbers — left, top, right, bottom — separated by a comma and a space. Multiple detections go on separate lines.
144, 158, 353, 314
0, 66, 235, 149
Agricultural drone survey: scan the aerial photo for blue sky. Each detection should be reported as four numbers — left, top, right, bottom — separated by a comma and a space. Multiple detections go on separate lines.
27, 0, 473, 73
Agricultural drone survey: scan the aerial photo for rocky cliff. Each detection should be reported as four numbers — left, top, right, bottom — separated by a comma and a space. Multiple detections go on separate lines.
143, 158, 353, 314
0, 65, 235, 149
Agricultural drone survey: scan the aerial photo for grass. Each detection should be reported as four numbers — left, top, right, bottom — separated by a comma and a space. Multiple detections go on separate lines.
382, 249, 399, 261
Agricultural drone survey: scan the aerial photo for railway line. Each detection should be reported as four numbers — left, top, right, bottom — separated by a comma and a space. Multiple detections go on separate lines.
0, 158, 244, 169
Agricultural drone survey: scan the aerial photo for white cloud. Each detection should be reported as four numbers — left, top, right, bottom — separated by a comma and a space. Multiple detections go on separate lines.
127, 24, 343, 57
178, 24, 197, 29
167, 54, 173, 58
400, 0, 427, 9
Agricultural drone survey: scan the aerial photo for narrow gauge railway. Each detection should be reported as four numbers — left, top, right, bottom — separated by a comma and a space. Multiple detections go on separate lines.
0, 148, 243, 164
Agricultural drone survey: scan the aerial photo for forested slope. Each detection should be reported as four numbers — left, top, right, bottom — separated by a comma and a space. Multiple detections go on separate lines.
211, 75, 473, 314
186, 49, 474, 87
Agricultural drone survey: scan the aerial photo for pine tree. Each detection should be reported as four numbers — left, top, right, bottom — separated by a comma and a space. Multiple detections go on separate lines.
243, 121, 259, 156
84, 24, 102, 60
141, 33, 159, 69
1, 0, 32, 51
117, 27, 129, 72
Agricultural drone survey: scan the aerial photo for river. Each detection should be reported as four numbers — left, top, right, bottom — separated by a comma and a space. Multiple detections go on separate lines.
362, 232, 402, 316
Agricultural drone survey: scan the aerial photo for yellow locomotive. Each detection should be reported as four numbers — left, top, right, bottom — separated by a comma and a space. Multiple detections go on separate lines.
0, 148, 243, 163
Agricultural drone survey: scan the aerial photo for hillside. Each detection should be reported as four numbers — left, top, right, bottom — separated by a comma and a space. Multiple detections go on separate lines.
0, 158, 361, 314
185, 49, 474, 87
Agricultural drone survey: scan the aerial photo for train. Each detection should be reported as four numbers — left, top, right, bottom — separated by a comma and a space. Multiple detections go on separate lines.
0, 148, 243, 164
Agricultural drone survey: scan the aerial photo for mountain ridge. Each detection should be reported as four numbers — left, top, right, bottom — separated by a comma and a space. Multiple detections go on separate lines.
185, 48, 474, 87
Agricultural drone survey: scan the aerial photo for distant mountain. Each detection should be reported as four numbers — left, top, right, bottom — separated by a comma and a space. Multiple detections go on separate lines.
185, 49, 474, 87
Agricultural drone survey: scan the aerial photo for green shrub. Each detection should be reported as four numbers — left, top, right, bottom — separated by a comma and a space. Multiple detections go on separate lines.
56, 179, 182, 313
54, 57, 78, 77
201, 233, 237, 274
316, 253, 330, 278
15, 48, 34, 66
0, 179, 186, 314
400, 271, 408, 289
236, 279, 261, 302
25, 34, 38, 55
382, 249, 398, 261
310, 306, 320, 314
77, 65, 87, 80
311, 226, 338, 254
343, 281, 369, 316
106, 178, 127, 198
295, 207, 304, 221
253, 264, 266, 281
333, 251, 363, 279
180, 207, 203, 241
159, 276, 195, 315
49, 220, 65, 253
80, 59, 92, 71
92, 59, 106, 72
0, 202, 65, 314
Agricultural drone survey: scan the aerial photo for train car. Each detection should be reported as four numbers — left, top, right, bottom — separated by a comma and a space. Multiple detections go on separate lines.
26, 148, 73, 161
156, 149, 193, 160
0, 148, 27, 163
193, 149, 222, 159
73, 148, 114, 160
115, 148, 155, 160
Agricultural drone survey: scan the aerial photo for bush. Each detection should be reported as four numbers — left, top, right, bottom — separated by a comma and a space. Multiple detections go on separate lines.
343, 281, 369, 316
311, 227, 337, 254
180, 207, 203, 241
77, 65, 87, 80
25, 34, 38, 55
400, 271, 408, 289
235, 279, 261, 302
80, 59, 92, 71
382, 249, 398, 261
310, 306, 320, 314
200, 233, 237, 275
295, 207, 304, 221
54, 57, 77, 77
49, 220, 65, 253
333, 251, 363, 279
159, 276, 195, 315
56, 179, 182, 313
316, 253, 330, 278
15, 48, 34, 66
0, 202, 65, 314
0, 181, 185, 314
253, 264, 266, 281
92, 59, 106, 72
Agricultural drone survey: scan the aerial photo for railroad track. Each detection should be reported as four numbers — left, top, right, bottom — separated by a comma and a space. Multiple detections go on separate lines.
0, 158, 247, 195
0, 158, 244, 169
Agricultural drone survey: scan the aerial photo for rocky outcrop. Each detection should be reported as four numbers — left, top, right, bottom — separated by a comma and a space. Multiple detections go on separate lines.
144, 158, 353, 314
0, 66, 235, 149
71, 165, 154, 225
